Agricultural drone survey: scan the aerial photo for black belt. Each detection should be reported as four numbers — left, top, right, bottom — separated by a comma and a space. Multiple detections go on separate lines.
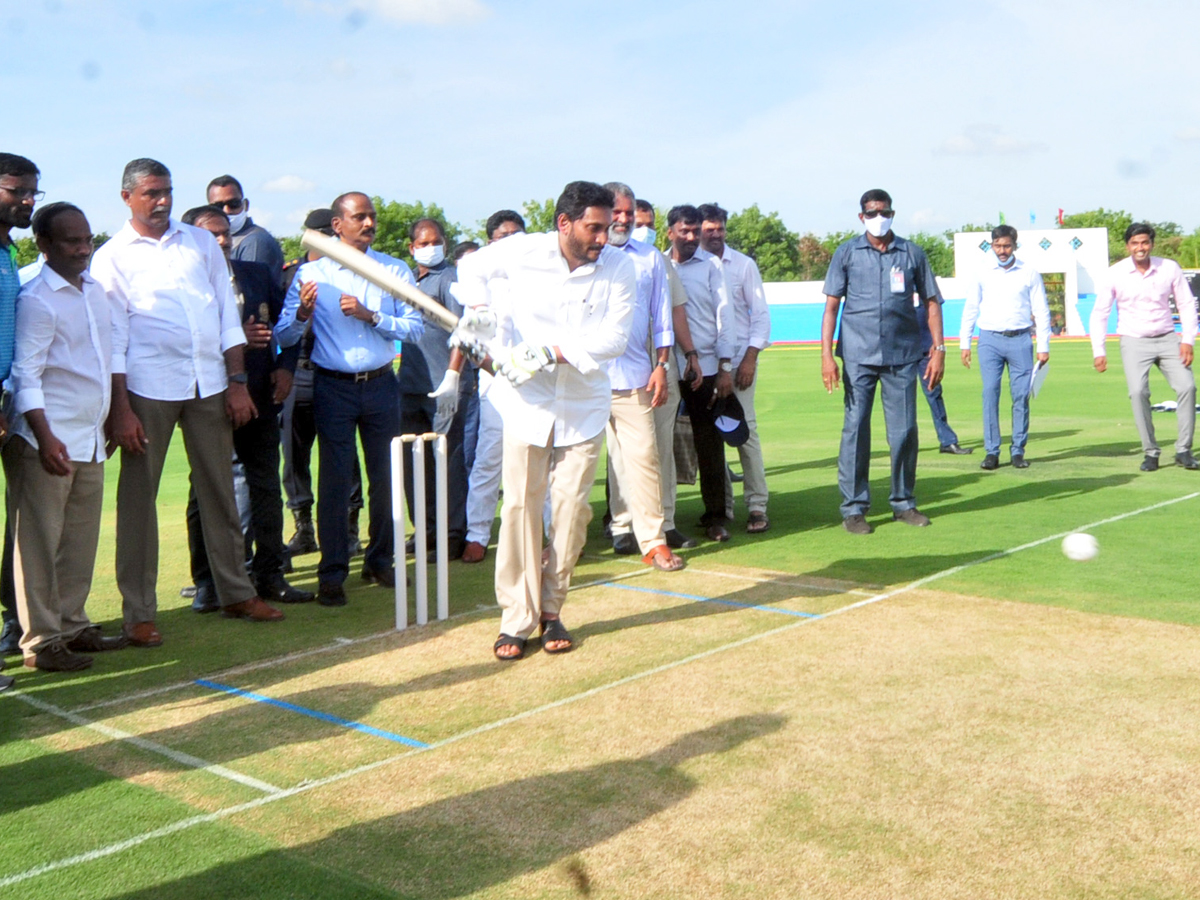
987, 327, 1032, 338
314, 363, 392, 383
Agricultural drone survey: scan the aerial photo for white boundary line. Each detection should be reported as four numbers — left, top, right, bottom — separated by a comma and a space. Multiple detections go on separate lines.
74, 567, 652, 715
6, 491, 1194, 888
13, 692, 281, 795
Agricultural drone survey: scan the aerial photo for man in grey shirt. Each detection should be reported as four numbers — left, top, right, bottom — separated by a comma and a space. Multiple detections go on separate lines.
821, 189, 945, 534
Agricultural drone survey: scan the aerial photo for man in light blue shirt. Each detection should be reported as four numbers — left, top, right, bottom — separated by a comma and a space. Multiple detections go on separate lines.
960, 225, 1050, 470
276, 192, 423, 605
0, 152, 41, 684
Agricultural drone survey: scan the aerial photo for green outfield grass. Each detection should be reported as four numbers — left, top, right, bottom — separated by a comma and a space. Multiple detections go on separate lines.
3, 339, 1199, 899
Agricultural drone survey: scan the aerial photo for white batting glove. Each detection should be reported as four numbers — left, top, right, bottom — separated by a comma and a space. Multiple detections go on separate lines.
496, 342, 556, 387
428, 369, 460, 432
449, 308, 497, 347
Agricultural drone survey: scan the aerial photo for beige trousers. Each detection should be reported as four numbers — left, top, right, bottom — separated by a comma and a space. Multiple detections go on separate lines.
724, 372, 769, 519
643, 372, 681, 532
494, 430, 603, 639
3, 438, 104, 657
116, 391, 256, 625
606, 388, 667, 554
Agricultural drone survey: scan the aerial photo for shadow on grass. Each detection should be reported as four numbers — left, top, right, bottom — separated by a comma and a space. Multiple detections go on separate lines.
100, 714, 786, 900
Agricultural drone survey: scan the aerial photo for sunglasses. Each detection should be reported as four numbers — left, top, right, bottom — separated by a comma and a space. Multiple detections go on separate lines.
213, 197, 245, 212
861, 209, 895, 219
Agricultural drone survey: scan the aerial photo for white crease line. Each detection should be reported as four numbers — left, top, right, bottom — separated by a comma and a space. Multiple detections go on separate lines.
13, 692, 281, 795
7, 491, 1193, 888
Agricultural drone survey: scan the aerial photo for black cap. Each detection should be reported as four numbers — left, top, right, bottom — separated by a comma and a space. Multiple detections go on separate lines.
713, 393, 751, 448
304, 208, 334, 231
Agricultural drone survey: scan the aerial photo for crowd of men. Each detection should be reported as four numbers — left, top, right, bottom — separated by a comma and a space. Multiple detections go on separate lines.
0, 152, 1194, 682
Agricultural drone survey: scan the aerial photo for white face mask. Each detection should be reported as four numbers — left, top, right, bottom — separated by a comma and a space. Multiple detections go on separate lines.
227, 206, 249, 234
631, 226, 656, 245
863, 215, 893, 238
413, 243, 445, 267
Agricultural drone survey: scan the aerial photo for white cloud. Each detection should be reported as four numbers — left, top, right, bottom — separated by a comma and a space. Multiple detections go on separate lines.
262, 175, 318, 193
1175, 127, 1200, 142
296, 0, 490, 26
936, 125, 1048, 157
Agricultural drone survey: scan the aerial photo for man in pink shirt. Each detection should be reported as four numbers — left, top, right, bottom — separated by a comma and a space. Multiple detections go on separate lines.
1090, 223, 1199, 471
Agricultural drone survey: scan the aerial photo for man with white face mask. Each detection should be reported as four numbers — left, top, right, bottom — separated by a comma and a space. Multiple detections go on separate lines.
207, 175, 284, 287
600, 182, 683, 571
821, 189, 945, 535
398, 217, 470, 559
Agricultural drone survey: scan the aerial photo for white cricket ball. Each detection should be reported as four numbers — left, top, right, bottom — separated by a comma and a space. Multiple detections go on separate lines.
1061, 532, 1099, 561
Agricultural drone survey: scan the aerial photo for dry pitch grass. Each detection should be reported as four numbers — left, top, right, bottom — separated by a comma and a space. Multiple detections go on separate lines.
21, 567, 1200, 899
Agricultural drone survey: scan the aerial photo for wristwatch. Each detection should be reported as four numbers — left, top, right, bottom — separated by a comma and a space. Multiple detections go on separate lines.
932, 344, 946, 353
657, 360, 671, 374
719, 360, 733, 373
228, 373, 248, 385
370, 311, 382, 327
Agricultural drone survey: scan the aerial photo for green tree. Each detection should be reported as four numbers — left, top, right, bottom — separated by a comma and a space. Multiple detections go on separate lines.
1060, 208, 1132, 264
279, 233, 305, 263
521, 197, 556, 234
371, 197, 461, 268
796, 232, 832, 281
908, 232, 954, 278
725, 204, 801, 282
14, 236, 37, 266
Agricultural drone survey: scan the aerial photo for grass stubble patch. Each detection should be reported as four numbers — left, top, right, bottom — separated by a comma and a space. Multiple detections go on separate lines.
96, 583, 1199, 900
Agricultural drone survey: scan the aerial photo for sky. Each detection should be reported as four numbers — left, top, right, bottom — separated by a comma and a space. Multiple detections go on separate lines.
5, 0, 1200, 241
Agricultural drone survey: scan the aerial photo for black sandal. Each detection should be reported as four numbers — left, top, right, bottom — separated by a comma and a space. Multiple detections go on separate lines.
539, 618, 574, 654
493, 634, 526, 661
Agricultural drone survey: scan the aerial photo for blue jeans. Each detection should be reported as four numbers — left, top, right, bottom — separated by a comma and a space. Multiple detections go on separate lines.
978, 330, 1033, 457
918, 355, 959, 447
838, 359, 920, 518
313, 370, 400, 584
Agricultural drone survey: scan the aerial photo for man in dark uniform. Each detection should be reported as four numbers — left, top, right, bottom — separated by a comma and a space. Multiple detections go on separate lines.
181, 205, 312, 607
821, 189, 945, 534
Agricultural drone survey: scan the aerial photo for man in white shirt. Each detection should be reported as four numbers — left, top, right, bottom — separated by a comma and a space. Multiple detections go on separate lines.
960, 225, 1050, 470
601, 182, 683, 571
1090, 222, 1199, 471
698, 203, 771, 533
455, 181, 635, 660
5, 203, 128, 671
667, 205, 735, 543
92, 159, 284, 648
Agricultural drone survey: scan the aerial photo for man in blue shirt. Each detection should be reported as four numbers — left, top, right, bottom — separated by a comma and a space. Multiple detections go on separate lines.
821, 189, 945, 534
0, 152, 41, 684
275, 192, 424, 606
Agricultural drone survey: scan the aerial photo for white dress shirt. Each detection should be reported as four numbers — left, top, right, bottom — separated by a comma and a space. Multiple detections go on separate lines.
455, 231, 635, 447
1089, 256, 1198, 358
719, 245, 771, 365
605, 238, 673, 391
12, 267, 113, 462
91, 220, 246, 402
669, 247, 733, 375
961, 257, 1051, 354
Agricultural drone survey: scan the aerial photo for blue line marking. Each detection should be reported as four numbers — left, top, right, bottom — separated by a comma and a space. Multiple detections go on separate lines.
195, 679, 429, 749
601, 583, 820, 618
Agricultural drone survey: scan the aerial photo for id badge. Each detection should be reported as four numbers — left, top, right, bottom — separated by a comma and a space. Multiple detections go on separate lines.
889, 266, 906, 294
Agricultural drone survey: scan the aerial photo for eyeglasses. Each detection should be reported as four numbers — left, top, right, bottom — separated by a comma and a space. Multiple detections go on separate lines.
861, 209, 895, 219
212, 197, 245, 212
0, 185, 45, 201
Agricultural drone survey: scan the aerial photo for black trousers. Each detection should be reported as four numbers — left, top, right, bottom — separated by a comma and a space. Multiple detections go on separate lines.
188, 413, 286, 593
678, 375, 728, 524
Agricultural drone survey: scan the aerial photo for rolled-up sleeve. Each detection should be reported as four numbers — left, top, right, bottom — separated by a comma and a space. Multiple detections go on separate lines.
745, 259, 771, 350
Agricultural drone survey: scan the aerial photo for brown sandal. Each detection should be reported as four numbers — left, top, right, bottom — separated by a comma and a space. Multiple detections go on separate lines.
642, 545, 686, 571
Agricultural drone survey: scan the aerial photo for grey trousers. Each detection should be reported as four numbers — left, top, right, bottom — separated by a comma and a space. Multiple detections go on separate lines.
1118, 334, 1196, 457
116, 391, 257, 625
838, 358, 920, 518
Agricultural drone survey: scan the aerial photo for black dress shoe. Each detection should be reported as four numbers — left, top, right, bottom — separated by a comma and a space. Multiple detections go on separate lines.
0, 619, 22, 655
1012, 454, 1030, 469
1175, 451, 1200, 470
664, 529, 698, 549
940, 443, 974, 455
361, 565, 396, 588
318, 582, 348, 607
0, 673, 13, 692
893, 508, 931, 527
191, 584, 220, 614
612, 533, 639, 555
67, 628, 129, 652
257, 576, 315, 604
980, 454, 1000, 470
842, 514, 873, 535
1140, 455, 1159, 472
